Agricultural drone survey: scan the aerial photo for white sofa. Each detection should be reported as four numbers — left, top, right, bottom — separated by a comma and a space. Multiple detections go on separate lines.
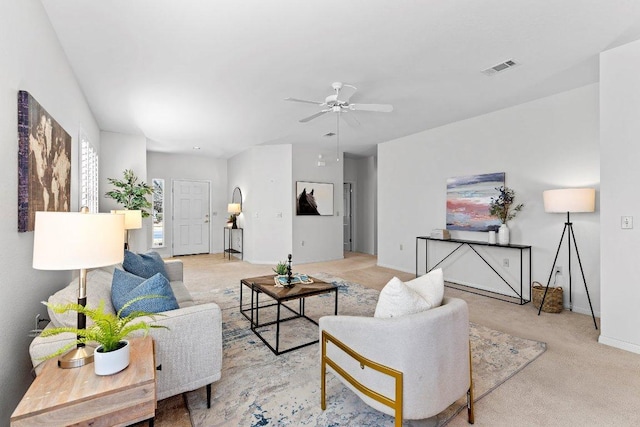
319, 297, 472, 423
29, 259, 223, 403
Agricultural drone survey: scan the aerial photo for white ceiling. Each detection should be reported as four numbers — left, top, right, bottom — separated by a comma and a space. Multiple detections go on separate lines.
41, 0, 640, 159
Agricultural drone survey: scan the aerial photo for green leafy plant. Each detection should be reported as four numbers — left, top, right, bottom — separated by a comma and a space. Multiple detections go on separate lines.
39, 296, 168, 358
273, 261, 288, 275
489, 186, 524, 224
105, 169, 154, 218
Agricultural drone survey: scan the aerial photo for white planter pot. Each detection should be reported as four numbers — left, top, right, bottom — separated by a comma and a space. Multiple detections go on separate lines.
498, 224, 510, 245
94, 340, 130, 376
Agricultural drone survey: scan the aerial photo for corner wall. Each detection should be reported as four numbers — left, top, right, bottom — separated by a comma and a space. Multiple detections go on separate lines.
228, 145, 293, 264
292, 144, 343, 264
99, 131, 148, 252
599, 38, 640, 353
378, 84, 600, 315
0, 1, 100, 422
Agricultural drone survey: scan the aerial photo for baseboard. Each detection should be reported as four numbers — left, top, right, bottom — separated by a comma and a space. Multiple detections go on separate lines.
598, 335, 640, 355
376, 262, 415, 275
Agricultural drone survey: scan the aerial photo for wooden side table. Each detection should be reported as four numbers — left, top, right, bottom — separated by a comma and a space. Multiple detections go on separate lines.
11, 336, 156, 427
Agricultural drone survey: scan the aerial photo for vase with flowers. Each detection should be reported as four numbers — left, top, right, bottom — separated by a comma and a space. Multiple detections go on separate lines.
489, 186, 524, 245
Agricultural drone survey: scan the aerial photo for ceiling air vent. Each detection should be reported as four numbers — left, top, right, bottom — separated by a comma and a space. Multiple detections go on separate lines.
481, 59, 519, 76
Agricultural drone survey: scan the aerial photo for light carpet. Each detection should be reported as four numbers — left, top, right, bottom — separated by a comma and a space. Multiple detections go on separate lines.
185, 273, 546, 426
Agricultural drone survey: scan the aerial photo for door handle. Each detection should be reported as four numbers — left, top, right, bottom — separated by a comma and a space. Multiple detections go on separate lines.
204, 220, 210, 223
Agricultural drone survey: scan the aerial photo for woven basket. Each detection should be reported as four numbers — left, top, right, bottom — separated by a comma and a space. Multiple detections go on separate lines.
532, 281, 563, 313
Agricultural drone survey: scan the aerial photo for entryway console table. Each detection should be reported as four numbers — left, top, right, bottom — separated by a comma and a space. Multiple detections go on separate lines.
224, 227, 243, 260
415, 236, 532, 305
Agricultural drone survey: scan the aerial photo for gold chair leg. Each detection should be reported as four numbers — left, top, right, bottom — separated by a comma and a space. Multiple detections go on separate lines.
321, 334, 326, 410
467, 342, 475, 424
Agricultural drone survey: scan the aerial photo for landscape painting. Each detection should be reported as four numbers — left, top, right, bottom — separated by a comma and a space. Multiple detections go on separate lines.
296, 181, 333, 216
446, 172, 504, 231
18, 90, 72, 232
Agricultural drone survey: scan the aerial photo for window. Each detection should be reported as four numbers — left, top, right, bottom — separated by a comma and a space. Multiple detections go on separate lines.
80, 132, 99, 212
152, 178, 165, 248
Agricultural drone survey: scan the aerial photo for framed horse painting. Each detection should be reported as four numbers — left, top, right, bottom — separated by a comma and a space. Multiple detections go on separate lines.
296, 181, 333, 216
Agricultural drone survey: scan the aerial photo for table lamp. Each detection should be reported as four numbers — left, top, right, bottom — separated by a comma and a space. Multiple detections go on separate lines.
540, 188, 597, 329
111, 209, 142, 249
228, 203, 241, 229
33, 208, 125, 367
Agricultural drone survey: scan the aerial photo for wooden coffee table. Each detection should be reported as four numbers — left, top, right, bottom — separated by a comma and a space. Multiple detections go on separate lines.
11, 336, 156, 427
240, 275, 338, 355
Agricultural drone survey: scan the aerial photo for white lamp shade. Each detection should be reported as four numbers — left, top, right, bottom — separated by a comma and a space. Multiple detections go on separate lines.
33, 212, 125, 270
228, 203, 241, 215
111, 209, 142, 230
543, 188, 596, 213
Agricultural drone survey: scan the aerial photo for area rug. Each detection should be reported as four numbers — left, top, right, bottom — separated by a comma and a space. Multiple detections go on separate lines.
185, 273, 546, 426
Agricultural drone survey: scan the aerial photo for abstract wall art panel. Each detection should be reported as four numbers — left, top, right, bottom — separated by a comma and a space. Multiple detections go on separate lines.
18, 90, 71, 232
446, 172, 504, 231
296, 181, 334, 216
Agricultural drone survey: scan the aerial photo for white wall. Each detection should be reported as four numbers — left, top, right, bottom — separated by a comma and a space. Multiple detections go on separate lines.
379, 84, 600, 315
228, 145, 292, 264
599, 39, 640, 353
0, 0, 100, 422
99, 131, 148, 252
147, 151, 228, 257
292, 144, 344, 264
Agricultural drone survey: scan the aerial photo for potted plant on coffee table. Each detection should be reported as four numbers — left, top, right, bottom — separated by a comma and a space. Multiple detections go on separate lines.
40, 296, 167, 375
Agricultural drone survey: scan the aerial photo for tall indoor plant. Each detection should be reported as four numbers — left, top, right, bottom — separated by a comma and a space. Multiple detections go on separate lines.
489, 186, 524, 244
105, 169, 154, 218
40, 296, 167, 375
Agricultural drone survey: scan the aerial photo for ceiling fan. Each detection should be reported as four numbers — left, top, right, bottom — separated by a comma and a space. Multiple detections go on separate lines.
285, 82, 393, 123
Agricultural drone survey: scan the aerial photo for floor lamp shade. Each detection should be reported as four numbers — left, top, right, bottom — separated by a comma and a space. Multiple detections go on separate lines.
110, 209, 142, 230
33, 212, 125, 270
543, 188, 595, 213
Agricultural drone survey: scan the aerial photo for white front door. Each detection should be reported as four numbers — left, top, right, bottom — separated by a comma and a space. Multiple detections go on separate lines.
172, 180, 210, 256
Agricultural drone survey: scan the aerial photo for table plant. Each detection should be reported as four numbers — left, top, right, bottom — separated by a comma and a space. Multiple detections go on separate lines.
40, 295, 167, 375
489, 186, 524, 244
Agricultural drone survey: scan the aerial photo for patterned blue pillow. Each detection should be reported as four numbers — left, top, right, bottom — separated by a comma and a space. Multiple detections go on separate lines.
111, 269, 179, 318
123, 250, 169, 280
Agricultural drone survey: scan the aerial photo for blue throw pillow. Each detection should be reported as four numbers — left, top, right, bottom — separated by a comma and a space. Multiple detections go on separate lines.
111, 269, 179, 318
123, 250, 169, 280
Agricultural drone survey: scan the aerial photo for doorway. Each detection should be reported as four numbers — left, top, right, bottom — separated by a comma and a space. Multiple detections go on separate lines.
172, 180, 211, 256
343, 182, 352, 252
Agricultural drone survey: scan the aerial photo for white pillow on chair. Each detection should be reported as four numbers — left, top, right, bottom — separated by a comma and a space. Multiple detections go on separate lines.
405, 268, 445, 308
374, 277, 431, 318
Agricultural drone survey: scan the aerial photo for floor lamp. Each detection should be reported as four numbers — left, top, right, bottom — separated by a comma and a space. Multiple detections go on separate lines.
33, 208, 125, 368
111, 209, 142, 249
540, 188, 598, 329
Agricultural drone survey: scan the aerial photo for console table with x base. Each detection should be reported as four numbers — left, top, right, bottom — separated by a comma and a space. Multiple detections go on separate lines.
416, 236, 532, 305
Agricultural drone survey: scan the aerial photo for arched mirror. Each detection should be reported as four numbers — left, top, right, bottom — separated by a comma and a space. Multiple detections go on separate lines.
232, 186, 242, 210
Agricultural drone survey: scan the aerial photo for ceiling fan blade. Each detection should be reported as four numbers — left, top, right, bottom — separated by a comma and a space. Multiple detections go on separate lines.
338, 84, 357, 102
341, 111, 361, 128
299, 110, 329, 123
284, 97, 325, 105
350, 103, 394, 112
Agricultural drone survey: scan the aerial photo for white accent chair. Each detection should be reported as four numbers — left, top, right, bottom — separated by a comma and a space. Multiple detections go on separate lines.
319, 297, 474, 425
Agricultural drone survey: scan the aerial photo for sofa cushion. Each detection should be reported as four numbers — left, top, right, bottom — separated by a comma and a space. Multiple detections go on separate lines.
405, 268, 445, 308
123, 250, 169, 280
47, 268, 115, 328
111, 269, 179, 317
374, 276, 431, 318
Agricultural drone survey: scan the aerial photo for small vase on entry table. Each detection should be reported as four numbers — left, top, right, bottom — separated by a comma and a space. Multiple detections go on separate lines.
498, 223, 510, 245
